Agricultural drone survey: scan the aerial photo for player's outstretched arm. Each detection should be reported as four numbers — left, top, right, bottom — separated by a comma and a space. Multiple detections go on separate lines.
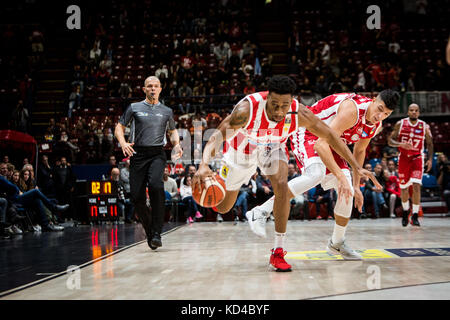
193, 100, 250, 185
298, 104, 379, 187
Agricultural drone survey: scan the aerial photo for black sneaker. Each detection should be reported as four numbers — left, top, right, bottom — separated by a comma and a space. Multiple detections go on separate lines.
411, 213, 421, 227
402, 211, 409, 227
148, 232, 162, 250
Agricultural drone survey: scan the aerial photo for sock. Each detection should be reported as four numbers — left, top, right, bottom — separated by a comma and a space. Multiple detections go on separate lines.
401, 201, 410, 212
274, 232, 286, 249
412, 204, 420, 215
332, 224, 346, 244
259, 196, 274, 216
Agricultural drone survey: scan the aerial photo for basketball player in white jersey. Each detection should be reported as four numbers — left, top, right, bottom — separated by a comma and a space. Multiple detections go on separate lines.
246, 90, 398, 260
193, 76, 376, 271
388, 103, 433, 227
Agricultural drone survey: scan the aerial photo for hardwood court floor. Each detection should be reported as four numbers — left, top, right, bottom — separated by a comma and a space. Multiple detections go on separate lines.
2, 218, 450, 300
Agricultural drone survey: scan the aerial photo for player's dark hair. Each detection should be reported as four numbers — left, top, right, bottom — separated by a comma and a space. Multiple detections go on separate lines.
378, 89, 400, 111
267, 75, 297, 95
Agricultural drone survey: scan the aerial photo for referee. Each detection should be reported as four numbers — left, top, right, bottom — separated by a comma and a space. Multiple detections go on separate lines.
115, 76, 182, 250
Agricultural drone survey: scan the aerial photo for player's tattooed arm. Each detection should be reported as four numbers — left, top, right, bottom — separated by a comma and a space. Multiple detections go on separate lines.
388, 121, 414, 150
388, 121, 402, 147
229, 100, 250, 129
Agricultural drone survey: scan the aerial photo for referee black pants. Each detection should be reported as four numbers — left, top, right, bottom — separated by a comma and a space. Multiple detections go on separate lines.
130, 146, 166, 237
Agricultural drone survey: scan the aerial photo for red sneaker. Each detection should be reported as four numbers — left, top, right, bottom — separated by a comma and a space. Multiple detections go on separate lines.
270, 248, 292, 272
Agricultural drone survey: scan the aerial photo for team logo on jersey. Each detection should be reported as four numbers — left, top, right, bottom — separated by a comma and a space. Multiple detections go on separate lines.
136, 112, 149, 117
415, 129, 422, 134
410, 132, 415, 138
351, 134, 359, 141
419, 123, 423, 129
220, 165, 229, 179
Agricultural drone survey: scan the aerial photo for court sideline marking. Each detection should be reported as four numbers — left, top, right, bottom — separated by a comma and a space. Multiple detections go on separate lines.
0, 224, 185, 298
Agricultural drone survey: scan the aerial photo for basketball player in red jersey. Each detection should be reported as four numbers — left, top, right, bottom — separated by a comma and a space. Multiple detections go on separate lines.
193, 76, 377, 271
246, 90, 396, 260
388, 103, 434, 227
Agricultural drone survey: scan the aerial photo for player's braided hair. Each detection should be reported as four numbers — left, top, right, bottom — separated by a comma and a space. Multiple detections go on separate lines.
378, 89, 400, 110
267, 75, 297, 95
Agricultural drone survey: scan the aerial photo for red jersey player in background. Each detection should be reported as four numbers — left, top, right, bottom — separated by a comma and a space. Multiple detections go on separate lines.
388, 103, 434, 227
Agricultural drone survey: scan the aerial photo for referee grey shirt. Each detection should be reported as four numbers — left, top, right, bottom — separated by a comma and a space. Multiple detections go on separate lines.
119, 100, 176, 147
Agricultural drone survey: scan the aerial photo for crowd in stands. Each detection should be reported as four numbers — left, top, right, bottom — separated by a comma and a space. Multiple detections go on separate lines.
1, 24, 45, 132
285, 1, 450, 95
69, 0, 269, 118
1, 0, 450, 239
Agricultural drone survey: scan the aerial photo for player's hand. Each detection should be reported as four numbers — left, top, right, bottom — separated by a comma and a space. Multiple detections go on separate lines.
357, 167, 382, 190
354, 188, 364, 212
336, 174, 352, 204
121, 142, 135, 157
192, 163, 214, 188
425, 159, 432, 173
171, 144, 183, 162
400, 142, 414, 150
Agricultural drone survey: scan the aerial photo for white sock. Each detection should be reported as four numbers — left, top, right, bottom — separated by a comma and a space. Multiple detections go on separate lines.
259, 196, 274, 215
332, 224, 346, 244
402, 201, 410, 211
412, 204, 420, 215
274, 232, 286, 249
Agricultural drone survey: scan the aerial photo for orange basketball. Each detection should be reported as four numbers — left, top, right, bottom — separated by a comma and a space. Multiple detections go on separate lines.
193, 175, 226, 208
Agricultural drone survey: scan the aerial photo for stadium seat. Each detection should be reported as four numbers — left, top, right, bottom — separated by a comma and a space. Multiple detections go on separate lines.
369, 158, 381, 168
422, 174, 438, 188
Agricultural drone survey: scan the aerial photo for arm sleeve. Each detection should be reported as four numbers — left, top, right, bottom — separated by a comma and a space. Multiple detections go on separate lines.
119, 104, 133, 126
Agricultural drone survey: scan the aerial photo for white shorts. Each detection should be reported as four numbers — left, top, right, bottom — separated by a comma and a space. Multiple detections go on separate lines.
220, 146, 288, 191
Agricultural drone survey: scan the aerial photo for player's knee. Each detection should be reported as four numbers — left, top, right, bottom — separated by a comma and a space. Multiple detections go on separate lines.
334, 196, 353, 218
272, 180, 289, 197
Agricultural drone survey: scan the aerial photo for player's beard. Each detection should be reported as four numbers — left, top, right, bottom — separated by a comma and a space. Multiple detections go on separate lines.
409, 116, 418, 121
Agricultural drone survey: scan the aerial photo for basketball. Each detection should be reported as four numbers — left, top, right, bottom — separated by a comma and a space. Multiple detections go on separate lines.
193, 175, 226, 208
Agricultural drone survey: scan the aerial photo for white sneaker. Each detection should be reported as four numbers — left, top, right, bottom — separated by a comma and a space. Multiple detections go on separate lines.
390, 213, 396, 218
216, 214, 223, 223
11, 225, 23, 234
327, 238, 362, 260
245, 207, 268, 238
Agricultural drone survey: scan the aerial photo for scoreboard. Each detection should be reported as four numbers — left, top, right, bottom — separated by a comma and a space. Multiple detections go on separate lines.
87, 181, 119, 222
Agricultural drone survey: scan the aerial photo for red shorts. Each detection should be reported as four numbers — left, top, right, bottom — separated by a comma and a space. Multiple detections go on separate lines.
398, 153, 424, 188
291, 132, 349, 174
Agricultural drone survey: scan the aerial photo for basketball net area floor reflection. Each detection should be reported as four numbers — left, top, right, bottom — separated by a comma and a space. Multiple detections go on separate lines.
2, 218, 450, 300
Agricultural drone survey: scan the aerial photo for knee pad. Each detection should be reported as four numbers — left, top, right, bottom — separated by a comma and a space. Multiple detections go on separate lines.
288, 163, 326, 197
333, 170, 354, 218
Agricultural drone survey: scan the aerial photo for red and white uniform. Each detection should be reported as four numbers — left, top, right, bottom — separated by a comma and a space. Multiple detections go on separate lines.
290, 93, 381, 175
397, 118, 428, 188
220, 91, 300, 190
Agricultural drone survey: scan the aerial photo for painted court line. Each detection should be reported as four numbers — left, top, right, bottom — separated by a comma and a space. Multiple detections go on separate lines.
285, 247, 450, 260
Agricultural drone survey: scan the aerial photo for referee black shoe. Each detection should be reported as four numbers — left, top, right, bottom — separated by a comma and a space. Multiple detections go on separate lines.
148, 232, 162, 250
402, 211, 409, 227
